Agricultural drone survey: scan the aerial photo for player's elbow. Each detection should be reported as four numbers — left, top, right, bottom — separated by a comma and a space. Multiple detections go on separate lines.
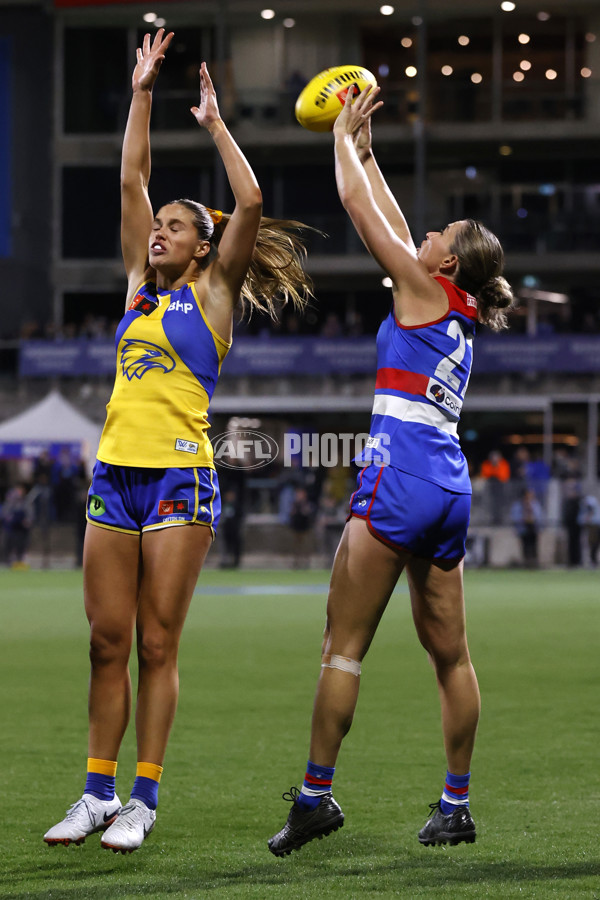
240, 188, 263, 215
338, 183, 366, 217
120, 172, 149, 194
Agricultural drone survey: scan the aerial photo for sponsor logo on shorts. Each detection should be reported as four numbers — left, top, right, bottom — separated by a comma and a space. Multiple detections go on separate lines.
175, 439, 199, 455
88, 494, 106, 517
158, 499, 190, 516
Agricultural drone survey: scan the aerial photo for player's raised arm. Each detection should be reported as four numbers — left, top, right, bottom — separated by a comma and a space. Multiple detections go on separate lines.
120, 29, 173, 303
190, 63, 262, 331
352, 89, 417, 254
333, 86, 445, 321
333, 87, 425, 289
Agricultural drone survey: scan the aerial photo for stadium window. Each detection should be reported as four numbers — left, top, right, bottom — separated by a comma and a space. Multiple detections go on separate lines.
64, 29, 128, 133
427, 17, 493, 122
62, 168, 120, 258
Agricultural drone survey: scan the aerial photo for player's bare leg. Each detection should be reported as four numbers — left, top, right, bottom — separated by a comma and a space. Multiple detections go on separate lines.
101, 523, 212, 853
44, 526, 140, 847
269, 517, 409, 856
135, 523, 212, 764
310, 517, 409, 765
84, 526, 141, 760
407, 556, 479, 846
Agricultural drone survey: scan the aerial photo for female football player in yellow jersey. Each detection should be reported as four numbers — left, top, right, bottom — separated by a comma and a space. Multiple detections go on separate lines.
44, 29, 313, 854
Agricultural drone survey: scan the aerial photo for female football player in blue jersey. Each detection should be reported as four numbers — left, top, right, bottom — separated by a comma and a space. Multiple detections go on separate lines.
269, 85, 514, 856
44, 29, 313, 854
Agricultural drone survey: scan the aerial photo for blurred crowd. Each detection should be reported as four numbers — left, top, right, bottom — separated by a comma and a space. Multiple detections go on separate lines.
0, 449, 87, 568
477, 445, 599, 568
11, 291, 600, 343
2, 442, 600, 571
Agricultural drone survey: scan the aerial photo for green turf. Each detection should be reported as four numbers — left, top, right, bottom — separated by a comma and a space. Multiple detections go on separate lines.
1, 567, 598, 899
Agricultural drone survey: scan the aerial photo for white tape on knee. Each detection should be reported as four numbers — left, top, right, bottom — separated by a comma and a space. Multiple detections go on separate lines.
321, 654, 362, 676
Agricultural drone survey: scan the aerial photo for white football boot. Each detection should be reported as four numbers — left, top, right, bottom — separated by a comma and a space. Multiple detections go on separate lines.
101, 798, 156, 853
44, 793, 122, 846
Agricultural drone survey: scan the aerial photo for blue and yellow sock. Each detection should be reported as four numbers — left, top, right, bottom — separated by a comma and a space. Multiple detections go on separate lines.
84, 758, 117, 801
440, 770, 470, 815
130, 762, 163, 811
297, 760, 335, 810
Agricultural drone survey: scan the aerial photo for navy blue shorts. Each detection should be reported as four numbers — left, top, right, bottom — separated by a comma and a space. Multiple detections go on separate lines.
349, 464, 470, 560
86, 461, 221, 537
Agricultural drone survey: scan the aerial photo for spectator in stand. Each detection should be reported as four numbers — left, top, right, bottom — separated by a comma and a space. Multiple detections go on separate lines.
0, 459, 10, 505
346, 310, 364, 336
289, 486, 315, 569
511, 487, 543, 568
218, 467, 246, 569
577, 493, 600, 567
562, 477, 582, 567
1, 483, 33, 568
526, 451, 551, 504
30, 451, 54, 565
320, 311, 343, 338
553, 447, 580, 481
51, 449, 85, 523
510, 446, 531, 488
479, 450, 510, 525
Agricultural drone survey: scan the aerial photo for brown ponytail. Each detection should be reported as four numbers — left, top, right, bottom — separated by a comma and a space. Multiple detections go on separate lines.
212, 215, 317, 320
450, 219, 515, 332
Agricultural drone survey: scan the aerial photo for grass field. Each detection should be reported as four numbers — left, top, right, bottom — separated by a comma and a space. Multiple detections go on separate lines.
1, 566, 598, 900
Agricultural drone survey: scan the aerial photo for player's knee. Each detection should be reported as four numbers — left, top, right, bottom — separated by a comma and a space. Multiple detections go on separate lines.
427, 642, 470, 673
137, 630, 178, 669
89, 627, 131, 669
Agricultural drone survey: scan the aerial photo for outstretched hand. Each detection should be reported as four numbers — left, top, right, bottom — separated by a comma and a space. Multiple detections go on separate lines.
333, 83, 383, 142
132, 28, 174, 92
190, 63, 222, 128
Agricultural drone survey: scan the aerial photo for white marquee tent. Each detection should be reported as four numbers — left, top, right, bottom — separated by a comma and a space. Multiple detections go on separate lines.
0, 391, 101, 470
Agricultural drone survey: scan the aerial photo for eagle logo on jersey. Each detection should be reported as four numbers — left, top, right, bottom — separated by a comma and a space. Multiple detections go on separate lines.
120, 339, 176, 381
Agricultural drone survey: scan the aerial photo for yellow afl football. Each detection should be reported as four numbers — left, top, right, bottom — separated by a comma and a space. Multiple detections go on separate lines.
295, 65, 378, 133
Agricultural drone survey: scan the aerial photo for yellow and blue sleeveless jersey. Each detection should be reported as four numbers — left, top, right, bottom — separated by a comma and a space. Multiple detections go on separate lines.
97, 280, 230, 469
357, 276, 478, 493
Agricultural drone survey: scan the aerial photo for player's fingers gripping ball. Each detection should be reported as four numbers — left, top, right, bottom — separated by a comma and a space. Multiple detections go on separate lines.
295, 65, 378, 132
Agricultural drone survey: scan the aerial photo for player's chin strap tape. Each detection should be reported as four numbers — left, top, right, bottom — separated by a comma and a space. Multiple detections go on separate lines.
321, 654, 362, 677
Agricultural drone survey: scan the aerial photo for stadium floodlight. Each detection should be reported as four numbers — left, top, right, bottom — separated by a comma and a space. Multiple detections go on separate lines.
519, 288, 569, 304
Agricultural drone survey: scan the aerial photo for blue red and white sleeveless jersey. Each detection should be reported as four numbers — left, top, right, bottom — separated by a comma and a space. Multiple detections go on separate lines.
358, 276, 477, 493
97, 280, 230, 469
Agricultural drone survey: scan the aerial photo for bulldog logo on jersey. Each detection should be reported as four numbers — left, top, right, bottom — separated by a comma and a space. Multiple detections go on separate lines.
120, 339, 176, 381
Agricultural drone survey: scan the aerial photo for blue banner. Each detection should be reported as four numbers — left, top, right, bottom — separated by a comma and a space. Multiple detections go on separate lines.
0, 441, 82, 460
0, 37, 12, 258
18, 334, 600, 378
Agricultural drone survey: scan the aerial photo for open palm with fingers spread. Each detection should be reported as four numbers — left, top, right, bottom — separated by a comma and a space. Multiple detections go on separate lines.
132, 28, 174, 92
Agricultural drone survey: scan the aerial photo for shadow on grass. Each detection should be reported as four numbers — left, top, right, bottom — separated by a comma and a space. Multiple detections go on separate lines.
3, 850, 600, 899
